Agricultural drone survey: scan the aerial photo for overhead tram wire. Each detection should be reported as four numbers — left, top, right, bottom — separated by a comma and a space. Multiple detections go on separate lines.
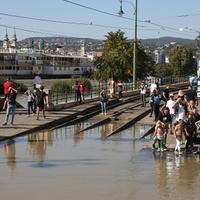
0, 11, 196, 38
62, 0, 198, 37
0, 24, 105, 39
0, 12, 136, 30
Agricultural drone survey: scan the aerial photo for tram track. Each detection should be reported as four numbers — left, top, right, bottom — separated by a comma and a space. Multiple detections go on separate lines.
69, 84, 189, 138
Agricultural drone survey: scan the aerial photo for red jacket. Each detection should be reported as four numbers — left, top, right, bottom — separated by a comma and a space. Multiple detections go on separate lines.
79, 84, 85, 93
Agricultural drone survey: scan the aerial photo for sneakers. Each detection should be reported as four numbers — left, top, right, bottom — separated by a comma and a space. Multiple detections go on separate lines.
161, 148, 167, 152
2, 122, 7, 126
157, 148, 161, 152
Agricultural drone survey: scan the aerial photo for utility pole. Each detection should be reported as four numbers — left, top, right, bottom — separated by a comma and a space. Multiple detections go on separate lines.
133, 0, 137, 89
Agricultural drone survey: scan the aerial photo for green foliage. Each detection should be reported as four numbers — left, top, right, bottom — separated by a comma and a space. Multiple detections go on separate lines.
93, 30, 153, 82
152, 63, 173, 77
168, 45, 195, 76
51, 80, 71, 92
50, 78, 92, 92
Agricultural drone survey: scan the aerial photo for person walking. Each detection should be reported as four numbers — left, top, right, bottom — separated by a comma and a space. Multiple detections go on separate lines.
35, 85, 49, 120
2, 87, 17, 126
100, 89, 108, 115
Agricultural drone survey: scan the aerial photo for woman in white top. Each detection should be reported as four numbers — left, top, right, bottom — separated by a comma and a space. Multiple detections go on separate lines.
140, 81, 147, 107
173, 90, 188, 122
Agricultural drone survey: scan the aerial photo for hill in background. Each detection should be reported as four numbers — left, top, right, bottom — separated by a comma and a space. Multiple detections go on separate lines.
0, 36, 196, 52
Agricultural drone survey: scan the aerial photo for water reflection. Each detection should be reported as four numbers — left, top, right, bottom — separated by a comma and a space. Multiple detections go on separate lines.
27, 131, 53, 162
1, 122, 200, 200
153, 152, 200, 200
73, 123, 84, 145
3, 139, 16, 175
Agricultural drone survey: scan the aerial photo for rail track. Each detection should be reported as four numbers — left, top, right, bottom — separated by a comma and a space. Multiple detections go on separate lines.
51, 83, 189, 138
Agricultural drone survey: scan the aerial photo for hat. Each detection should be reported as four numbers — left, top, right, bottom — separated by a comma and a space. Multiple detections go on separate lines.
169, 93, 174, 97
178, 90, 184, 97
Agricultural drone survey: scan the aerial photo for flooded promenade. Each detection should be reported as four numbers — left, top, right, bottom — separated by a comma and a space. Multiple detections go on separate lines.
0, 123, 200, 200
0, 82, 200, 200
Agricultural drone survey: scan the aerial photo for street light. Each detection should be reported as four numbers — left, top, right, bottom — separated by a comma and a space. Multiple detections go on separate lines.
118, 0, 137, 89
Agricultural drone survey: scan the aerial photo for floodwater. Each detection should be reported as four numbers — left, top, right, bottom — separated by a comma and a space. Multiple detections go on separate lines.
0, 123, 200, 200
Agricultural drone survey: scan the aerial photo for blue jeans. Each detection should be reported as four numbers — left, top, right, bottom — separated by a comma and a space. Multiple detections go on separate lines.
100, 101, 107, 113
5, 104, 16, 124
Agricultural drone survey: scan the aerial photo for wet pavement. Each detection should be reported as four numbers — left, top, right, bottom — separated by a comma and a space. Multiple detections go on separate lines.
0, 122, 200, 200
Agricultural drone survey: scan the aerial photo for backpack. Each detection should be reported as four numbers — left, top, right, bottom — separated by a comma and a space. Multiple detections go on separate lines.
35, 90, 44, 105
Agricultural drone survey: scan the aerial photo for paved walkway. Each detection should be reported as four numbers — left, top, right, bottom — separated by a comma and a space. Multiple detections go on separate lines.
0, 101, 100, 140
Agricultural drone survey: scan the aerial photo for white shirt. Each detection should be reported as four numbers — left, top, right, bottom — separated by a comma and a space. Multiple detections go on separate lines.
166, 99, 175, 115
150, 83, 157, 94
176, 104, 187, 122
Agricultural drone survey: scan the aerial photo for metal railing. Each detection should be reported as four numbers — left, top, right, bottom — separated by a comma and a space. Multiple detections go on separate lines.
48, 76, 189, 105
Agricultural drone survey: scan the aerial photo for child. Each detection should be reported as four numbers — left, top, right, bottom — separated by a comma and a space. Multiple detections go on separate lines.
152, 121, 165, 152
174, 119, 187, 155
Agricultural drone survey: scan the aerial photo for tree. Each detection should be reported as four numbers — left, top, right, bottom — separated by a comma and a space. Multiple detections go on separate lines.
168, 45, 195, 76
153, 63, 173, 78
93, 30, 153, 81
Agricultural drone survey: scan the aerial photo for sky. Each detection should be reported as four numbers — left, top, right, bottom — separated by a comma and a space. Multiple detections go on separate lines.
0, 0, 200, 41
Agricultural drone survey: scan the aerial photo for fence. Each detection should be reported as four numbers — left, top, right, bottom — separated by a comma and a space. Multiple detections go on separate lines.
49, 76, 189, 105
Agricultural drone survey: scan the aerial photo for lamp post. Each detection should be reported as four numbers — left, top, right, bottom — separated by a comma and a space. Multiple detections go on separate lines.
118, 0, 137, 90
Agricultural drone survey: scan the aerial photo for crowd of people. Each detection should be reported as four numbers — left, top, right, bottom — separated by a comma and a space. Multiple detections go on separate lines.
151, 85, 199, 155
1, 78, 49, 126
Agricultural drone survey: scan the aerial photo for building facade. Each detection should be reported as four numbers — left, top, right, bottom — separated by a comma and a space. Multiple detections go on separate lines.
0, 32, 94, 76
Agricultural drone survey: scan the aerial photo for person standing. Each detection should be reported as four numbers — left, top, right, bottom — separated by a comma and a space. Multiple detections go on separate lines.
150, 81, 157, 94
185, 113, 196, 153
155, 79, 160, 92
2, 87, 17, 126
157, 107, 172, 147
173, 90, 188, 122
3, 78, 13, 97
79, 83, 85, 102
24, 89, 35, 116
166, 93, 176, 134
74, 81, 82, 103
117, 80, 123, 99
174, 119, 187, 155
32, 83, 38, 113
35, 85, 49, 120
109, 78, 115, 98
140, 81, 147, 107
153, 90, 161, 121
100, 89, 108, 115
162, 86, 170, 104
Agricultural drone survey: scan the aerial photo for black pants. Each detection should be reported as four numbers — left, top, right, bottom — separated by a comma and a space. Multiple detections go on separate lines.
150, 102, 153, 116
154, 104, 160, 121
28, 101, 34, 115
119, 90, 122, 98
185, 134, 194, 151
75, 91, 82, 103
